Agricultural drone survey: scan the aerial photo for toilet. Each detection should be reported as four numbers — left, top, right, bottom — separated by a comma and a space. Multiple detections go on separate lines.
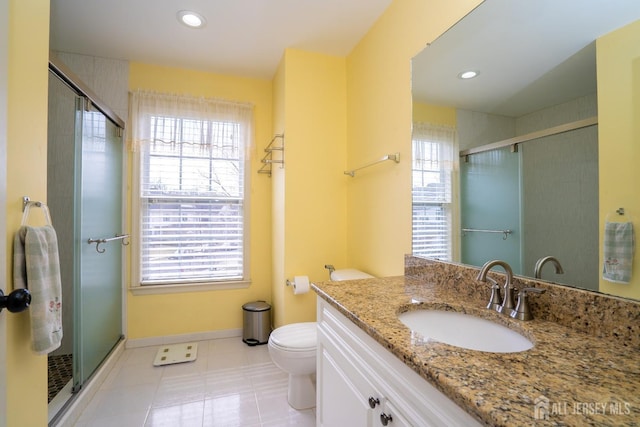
268, 268, 374, 409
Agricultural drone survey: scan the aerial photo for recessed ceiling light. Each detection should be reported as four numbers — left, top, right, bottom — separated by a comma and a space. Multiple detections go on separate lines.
458, 70, 479, 79
177, 10, 206, 28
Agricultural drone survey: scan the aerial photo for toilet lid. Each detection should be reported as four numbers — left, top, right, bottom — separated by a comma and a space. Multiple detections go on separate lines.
269, 322, 317, 351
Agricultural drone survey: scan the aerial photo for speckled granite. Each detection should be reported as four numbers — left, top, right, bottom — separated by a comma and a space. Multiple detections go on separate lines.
404, 256, 640, 349
312, 256, 640, 426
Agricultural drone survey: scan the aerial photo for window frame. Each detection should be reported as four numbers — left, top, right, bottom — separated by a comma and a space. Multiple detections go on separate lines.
411, 123, 457, 261
129, 110, 251, 296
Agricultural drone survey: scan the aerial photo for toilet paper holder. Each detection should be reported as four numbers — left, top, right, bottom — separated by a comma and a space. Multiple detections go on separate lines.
285, 276, 311, 294
286, 278, 306, 287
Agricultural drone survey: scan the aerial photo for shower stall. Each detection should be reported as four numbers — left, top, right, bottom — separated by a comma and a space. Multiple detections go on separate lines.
46, 57, 125, 411
459, 116, 599, 290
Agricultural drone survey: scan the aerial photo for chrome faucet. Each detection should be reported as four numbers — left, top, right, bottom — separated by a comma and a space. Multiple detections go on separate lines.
533, 256, 564, 279
484, 277, 503, 311
476, 260, 515, 316
511, 287, 546, 321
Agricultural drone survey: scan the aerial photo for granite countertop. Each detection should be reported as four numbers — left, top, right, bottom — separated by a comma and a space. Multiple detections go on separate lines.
312, 275, 640, 426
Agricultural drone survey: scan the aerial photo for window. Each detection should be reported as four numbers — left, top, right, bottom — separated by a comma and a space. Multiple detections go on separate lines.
412, 123, 456, 260
129, 91, 253, 289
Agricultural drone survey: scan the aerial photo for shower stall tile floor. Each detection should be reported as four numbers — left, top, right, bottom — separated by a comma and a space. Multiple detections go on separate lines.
48, 354, 73, 403
72, 337, 316, 427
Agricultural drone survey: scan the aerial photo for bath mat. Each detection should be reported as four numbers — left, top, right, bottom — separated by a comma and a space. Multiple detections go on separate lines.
153, 343, 198, 366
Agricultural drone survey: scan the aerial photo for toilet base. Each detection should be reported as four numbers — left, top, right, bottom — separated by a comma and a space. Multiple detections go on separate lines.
287, 373, 316, 409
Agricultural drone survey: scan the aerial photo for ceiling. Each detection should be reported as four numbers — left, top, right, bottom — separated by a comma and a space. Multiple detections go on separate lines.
49, 0, 393, 79
412, 0, 640, 117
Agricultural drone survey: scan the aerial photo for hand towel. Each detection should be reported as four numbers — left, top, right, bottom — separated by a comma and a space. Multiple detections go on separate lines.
13, 225, 63, 354
602, 221, 635, 284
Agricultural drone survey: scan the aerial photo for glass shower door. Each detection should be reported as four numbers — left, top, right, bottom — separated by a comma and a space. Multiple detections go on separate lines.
460, 147, 523, 273
73, 100, 123, 390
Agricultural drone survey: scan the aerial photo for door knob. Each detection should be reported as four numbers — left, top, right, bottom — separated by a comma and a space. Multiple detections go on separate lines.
0, 288, 31, 313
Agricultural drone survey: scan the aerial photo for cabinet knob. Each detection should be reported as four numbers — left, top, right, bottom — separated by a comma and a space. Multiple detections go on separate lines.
368, 396, 380, 408
380, 412, 393, 425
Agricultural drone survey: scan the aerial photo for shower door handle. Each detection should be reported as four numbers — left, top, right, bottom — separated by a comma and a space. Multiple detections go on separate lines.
87, 233, 130, 253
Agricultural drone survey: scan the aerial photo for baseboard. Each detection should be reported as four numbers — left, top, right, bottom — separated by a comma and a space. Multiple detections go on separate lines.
125, 328, 242, 349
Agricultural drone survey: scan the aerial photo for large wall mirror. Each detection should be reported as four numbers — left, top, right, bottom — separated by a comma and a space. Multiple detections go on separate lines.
411, 0, 640, 299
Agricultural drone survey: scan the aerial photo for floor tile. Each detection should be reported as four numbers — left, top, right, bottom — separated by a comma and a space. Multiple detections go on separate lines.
76, 383, 157, 421
145, 401, 204, 427
202, 392, 261, 427
100, 359, 163, 390
69, 337, 315, 427
204, 367, 253, 399
74, 409, 149, 427
153, 373, 206, 408
261, 409, 316, 427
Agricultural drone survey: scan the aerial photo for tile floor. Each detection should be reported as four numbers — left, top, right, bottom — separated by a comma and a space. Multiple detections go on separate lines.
73, 338, 316, 426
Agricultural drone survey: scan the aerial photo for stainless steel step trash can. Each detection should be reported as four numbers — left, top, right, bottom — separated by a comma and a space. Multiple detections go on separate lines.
242, 301, 272, 346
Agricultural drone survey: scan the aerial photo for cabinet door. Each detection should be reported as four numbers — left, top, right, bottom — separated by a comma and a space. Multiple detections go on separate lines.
318, 347, 375, 426
317, 299, 483, 427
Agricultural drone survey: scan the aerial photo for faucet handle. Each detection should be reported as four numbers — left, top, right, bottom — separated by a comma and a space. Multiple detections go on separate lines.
485, 277, 503, 311
510, 287, 546, 321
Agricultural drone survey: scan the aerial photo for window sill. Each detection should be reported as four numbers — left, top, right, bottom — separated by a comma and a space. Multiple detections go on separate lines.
129, 280, 251, 296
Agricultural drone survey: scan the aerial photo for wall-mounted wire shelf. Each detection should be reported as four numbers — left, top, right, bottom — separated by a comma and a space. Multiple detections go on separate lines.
258, 134, 284, 177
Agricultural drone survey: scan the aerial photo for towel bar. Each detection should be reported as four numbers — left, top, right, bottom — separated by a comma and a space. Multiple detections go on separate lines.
344, 153, 400, 177
462, 228, 512, 240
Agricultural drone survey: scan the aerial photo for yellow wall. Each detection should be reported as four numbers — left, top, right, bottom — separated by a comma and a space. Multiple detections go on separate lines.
271, 57, 287, 327
597, 19, 640, 299
125, 0, 481, 334
273, 49, 348, 326
345, 0, 481, 276
127, 63, 274, 338
412, 101, 457, 126
5, 0, 50, 425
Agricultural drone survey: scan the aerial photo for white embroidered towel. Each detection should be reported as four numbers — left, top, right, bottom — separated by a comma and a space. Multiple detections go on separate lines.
13, 226, 63, 354
602, 221, 635, 284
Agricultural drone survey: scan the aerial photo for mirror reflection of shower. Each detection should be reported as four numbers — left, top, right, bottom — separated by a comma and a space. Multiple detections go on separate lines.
409, 0, 640, 292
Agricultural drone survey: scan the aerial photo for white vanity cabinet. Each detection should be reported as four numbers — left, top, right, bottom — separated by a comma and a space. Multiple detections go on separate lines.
317, 299, 482, 427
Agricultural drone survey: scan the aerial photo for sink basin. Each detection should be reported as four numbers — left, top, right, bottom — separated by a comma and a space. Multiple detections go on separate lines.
398, 309, 533, 353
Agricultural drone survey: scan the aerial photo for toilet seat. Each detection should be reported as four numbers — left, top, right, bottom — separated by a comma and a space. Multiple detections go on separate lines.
268, 322, 317, 352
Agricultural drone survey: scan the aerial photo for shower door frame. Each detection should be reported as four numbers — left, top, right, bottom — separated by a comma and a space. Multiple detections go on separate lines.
48, 56, 128, 394
72, 97, 125, 391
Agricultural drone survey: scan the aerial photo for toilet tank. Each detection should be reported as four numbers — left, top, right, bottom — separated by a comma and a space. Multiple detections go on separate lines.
330, 268, 374, 281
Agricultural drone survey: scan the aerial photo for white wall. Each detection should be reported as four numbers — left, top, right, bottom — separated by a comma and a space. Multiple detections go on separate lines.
52, 52, 129, 121
518, 94, 599, 289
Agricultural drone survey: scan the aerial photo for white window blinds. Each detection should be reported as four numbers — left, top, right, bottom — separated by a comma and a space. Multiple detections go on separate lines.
412, 123, 457, 260
130, 91, 253, 285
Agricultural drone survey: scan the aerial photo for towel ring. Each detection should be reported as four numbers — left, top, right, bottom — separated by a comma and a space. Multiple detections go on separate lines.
605, 207, 635, 224
21, 197, 53, 226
